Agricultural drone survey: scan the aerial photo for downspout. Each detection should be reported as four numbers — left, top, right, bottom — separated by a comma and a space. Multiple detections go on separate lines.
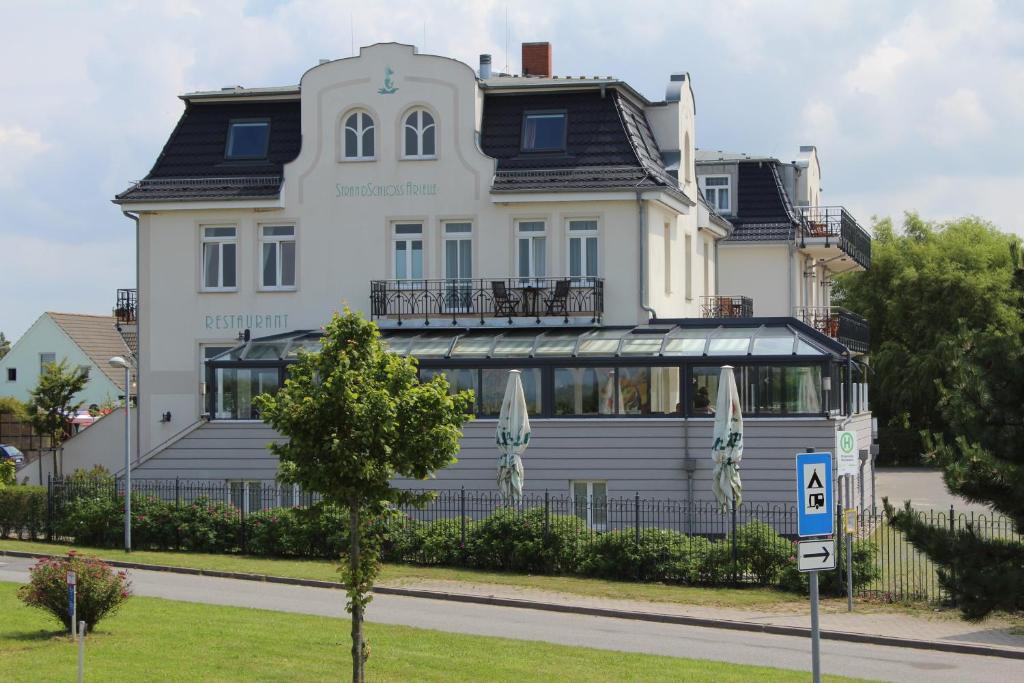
636, 189, 658, 320
122, 210, 141, 468
787, 241, 795, 315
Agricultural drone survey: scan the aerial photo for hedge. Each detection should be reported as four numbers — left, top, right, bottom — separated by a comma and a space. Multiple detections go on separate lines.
0, 485, 878, 595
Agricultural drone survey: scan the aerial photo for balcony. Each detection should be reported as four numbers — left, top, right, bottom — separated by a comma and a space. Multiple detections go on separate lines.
700, 296, 753, 319
113, 288, 138, 355
794, 306, 869, 354
799, 206, 872, 269
370, 277, 604, 327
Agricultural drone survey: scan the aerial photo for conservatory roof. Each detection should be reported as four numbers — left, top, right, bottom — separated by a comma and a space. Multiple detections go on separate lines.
207, 321, 844, 364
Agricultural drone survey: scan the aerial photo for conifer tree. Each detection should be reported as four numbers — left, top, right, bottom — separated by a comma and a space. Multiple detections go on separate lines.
887, 241, 1024, 619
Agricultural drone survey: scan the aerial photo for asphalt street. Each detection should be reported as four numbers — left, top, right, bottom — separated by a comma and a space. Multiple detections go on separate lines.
0, 557, 1015, 682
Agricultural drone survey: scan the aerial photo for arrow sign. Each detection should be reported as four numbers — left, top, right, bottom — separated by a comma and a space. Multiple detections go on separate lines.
798, 539, 837, 572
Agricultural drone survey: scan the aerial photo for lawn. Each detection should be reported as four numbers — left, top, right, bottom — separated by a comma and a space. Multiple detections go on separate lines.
0, 538, 802, 610
0, 582, 866, 682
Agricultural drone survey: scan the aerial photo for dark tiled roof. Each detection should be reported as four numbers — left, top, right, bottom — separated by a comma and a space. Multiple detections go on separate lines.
116, 100, 300, 203
483, 89, 686, 200
726, 161, 800, 242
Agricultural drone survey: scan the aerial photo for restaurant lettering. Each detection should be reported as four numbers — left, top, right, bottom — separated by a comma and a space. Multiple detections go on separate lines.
204, 314, 289, 331
335, 181, 439, 198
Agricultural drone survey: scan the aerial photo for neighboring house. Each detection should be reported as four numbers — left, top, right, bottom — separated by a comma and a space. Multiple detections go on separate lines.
106, 42, 874, 513
0, 312, 129, 406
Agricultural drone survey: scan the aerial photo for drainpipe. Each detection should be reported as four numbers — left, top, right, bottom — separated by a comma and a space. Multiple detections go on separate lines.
713, 239, 720, 295
787, 241, 796, 315
636, 190, 658, 321
122, 210, 141, 468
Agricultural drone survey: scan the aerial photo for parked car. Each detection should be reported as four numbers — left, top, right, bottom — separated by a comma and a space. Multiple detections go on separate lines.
0, 444, 26, 466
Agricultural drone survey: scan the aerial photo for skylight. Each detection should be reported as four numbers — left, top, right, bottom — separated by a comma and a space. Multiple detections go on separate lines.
225, 120, 270, 160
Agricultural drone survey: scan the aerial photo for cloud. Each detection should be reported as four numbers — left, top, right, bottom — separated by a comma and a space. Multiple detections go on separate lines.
0, 125, 51, 187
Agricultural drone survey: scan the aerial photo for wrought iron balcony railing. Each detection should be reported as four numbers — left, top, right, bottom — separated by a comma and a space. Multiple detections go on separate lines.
699, 296, 754, 319
799, 206, 872, 269
114, 288, 137, 324
794, 306, 870, 354
370, 277, 604, 325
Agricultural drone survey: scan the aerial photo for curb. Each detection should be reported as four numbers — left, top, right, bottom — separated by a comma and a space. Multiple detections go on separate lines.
4, 548, 1022, 661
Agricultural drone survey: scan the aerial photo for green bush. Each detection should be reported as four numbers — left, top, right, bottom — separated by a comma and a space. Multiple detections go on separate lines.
18, 551, 131, 631
733, 521, 794, 585
0, 485, 47, 539
174, 498, 240, 552
692, 537, 733, 585
468, 507, 586, 573
580, 529, 701, 584
55, 493, 121, 547
778, 539, 879, 595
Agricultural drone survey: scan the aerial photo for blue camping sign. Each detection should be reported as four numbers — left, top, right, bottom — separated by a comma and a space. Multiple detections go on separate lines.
796, 452, 834, 537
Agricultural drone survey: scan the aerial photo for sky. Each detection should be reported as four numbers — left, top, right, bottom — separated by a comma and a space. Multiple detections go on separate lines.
1, 0, 1022, 341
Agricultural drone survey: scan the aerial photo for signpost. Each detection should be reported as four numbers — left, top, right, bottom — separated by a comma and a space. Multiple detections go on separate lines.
67, 571, 77, 638
836, 431, 858, 477
836, 430, 858, 612
796, 451, 835, 683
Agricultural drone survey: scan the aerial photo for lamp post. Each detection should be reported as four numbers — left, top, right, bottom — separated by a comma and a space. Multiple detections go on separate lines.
109, 356, 132, 552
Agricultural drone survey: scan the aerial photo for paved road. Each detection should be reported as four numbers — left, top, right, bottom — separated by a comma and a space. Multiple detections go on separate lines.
0, 557, 1015, 682
875, 468, 994, 515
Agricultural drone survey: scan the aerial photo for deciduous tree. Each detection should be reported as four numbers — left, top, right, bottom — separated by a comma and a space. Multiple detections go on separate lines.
254, 309, 473, 682
26, 359, 88, 476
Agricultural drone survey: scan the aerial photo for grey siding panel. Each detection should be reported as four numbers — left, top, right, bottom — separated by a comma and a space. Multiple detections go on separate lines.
135, 415, 875, 510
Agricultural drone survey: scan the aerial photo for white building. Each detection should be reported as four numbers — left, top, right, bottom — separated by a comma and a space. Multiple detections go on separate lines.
109, 42, 874, 510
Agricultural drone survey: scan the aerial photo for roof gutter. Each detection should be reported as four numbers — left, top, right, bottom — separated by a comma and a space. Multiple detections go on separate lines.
636, 189, 657, 321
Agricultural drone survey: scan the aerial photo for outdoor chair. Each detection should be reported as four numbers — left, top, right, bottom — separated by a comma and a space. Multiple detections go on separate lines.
544, 279, 572, 321
491, 281, 520, 320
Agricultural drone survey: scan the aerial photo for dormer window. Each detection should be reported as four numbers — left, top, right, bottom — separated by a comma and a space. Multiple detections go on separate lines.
700, 175, 731, 214
225, 120, 270, 160
521, 111, 566, 152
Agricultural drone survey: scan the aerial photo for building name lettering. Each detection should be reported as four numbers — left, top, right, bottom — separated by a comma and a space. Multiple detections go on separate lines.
204, 314, 289, 331
335, 181, 439, 198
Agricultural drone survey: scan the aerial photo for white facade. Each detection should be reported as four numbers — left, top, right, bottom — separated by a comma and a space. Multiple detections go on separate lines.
120, 43, 729, 457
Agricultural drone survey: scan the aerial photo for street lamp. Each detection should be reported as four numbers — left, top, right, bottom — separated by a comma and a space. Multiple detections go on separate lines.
109, 356, 133, 552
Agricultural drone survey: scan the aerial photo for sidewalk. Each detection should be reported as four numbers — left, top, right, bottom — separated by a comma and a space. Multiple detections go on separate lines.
389, 576, 1024, 653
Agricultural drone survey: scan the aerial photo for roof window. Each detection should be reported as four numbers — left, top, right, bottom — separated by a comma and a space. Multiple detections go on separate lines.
521, 111, 566, 152
225, 120, 270, 160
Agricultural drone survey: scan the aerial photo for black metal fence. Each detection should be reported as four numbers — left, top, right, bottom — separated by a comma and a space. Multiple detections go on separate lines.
42, 477, 1021, 604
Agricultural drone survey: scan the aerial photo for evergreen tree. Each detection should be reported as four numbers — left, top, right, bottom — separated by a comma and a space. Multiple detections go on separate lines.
26, 359, 89, 476
887, 241, 1024, 620
254, 309, 473, 682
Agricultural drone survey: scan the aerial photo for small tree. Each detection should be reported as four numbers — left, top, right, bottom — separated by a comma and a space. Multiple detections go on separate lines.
26, 359, 88, 477
254, 309, 473, 682
19, 551, 132, 631
0, 332, 10, 359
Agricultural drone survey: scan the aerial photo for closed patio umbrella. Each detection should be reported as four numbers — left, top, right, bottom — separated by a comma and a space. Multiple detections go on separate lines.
496, 369, 530, 505
711, 365, 744, 511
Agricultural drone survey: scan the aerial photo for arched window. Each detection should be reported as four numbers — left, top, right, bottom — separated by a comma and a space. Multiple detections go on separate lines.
402, 109, 436, 158
343, 111, 375, 160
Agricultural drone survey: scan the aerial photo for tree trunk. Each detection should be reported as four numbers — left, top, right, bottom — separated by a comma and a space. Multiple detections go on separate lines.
349, 502, 364, 683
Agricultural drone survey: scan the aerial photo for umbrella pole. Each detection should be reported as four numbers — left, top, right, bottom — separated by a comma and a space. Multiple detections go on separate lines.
730, 498, 738, 586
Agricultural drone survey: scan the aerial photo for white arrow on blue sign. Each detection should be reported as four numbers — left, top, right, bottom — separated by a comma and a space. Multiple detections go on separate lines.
796, 452, 834, 537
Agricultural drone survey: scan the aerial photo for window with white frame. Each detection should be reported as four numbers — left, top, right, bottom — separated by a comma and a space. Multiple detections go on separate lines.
403, 109, 436, 158
567, 219, 598, 282
39, 353, 56, 375
201, 226, 237, 291
516, 220, 546, 280
225, 119, 270, 160
443, 222, 472, 311
229, 480, 265, 515
700, 175, 731, 214
343, 111, 375, 160
260, 225, 296, 290
393, 223, 424, 281
571, 481, 607, 529
522, 111, 567, 152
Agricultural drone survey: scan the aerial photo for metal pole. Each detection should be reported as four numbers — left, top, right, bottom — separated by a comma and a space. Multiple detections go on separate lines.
78, 621, 86, 683
810, 570, 821, 683
124, 365, 132, 553
846, 476, 854, 612
731, 499, 738, 585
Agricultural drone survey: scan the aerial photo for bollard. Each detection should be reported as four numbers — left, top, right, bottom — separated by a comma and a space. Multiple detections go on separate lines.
78, 621, 86, 683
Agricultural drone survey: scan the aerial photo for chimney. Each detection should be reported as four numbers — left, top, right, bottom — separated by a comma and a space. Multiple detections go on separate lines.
522, 42, 552, 77
479, 54, 492, 79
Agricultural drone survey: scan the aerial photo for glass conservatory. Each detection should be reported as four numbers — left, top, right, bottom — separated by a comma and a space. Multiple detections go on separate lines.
204, 321, 868, 421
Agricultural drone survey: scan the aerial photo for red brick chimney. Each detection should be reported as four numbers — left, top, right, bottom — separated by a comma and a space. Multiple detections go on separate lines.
522, 42, 552, 77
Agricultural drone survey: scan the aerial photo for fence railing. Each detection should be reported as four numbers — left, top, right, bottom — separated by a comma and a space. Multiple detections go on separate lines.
793, 306, 870, 354
41, 478, 1020, 604
798, 205, 872, 269
699, 295, 754, 319
369, 277, 604, 325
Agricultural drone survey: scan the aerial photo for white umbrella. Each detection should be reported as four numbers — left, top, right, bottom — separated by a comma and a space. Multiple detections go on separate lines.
496, 369, 530, 505
711, 365, 744, 511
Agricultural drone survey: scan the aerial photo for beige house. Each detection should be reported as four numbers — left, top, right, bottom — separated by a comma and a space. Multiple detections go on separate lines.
105, 42, 874, 511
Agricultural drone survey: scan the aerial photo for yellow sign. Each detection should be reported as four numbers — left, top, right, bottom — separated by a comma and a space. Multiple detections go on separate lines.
844, 508, 858, 533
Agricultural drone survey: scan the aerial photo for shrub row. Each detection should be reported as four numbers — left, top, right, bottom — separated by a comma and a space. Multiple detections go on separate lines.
0, 484, 878, 594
